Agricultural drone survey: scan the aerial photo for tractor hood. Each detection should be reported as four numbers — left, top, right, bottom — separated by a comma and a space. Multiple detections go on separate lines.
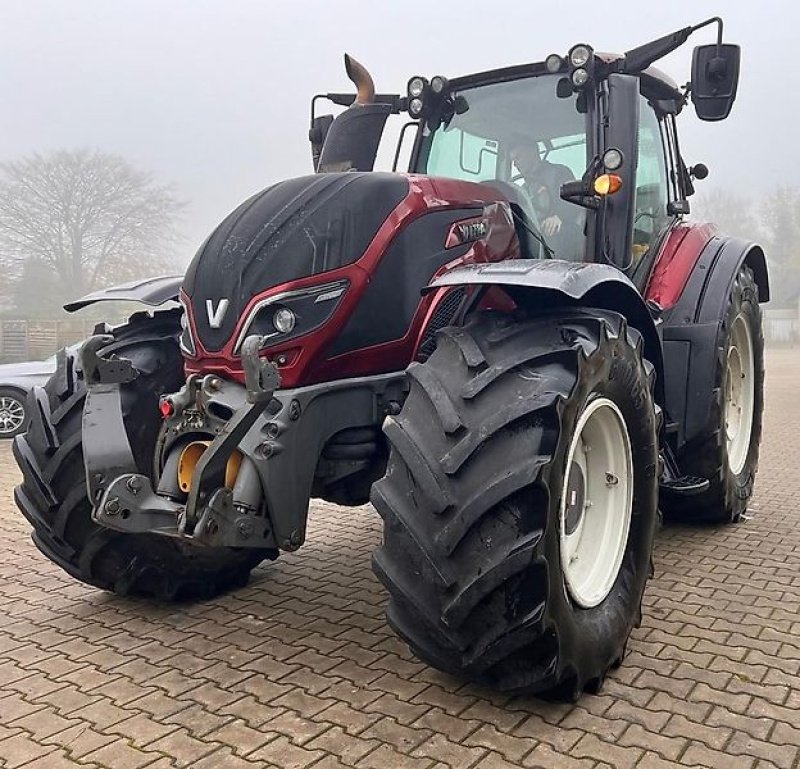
182, 172, 409, 352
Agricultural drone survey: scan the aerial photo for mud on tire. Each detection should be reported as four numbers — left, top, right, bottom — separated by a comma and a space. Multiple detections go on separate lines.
13, 310, 272, 601
371, 309, 659, 699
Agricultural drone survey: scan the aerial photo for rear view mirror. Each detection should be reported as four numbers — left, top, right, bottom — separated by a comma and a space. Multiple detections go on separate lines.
691, 43, 740, 121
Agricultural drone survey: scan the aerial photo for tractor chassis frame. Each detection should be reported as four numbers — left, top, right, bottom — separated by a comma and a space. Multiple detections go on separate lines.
81, 335, 406, 552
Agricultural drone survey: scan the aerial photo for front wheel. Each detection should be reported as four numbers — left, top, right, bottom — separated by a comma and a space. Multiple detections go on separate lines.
13, 310, 272, 601
371, 310, 659, 699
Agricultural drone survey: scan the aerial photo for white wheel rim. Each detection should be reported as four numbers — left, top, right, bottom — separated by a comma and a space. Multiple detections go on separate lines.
0, 395, 25, 435
559, 397, 633, 609
725, 313, 754, 476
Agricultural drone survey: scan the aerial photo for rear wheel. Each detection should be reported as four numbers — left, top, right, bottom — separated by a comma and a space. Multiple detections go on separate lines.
663, 265, 764, 523
13, 310, 272, 600
371, 310, 659, 698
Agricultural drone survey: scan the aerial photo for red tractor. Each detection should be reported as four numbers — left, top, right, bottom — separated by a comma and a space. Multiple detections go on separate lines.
15, 18, 767, 699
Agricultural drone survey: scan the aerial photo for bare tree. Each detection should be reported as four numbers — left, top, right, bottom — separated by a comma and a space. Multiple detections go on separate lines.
0, 149, 184, 314
692, 186, 800, 307
691, 188, 759, 242
759, 186, 800, 307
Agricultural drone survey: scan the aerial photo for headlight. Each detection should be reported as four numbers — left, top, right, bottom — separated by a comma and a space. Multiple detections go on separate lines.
233, 280, 349, 354
273, 308, 296, 334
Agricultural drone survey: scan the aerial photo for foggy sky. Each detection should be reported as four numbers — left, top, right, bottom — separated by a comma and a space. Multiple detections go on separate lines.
2, 0, 798, 264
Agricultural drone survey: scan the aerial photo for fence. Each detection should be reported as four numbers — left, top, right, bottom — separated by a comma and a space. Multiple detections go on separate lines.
0, 319, 106, 363
764, 308, 799, 347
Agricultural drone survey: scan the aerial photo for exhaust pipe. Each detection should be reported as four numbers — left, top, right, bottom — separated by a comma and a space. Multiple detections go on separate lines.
316, 53, 391, 173
344, 54, 375, 105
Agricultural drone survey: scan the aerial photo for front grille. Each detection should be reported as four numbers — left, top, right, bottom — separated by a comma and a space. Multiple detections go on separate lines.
416, 288, 467, 361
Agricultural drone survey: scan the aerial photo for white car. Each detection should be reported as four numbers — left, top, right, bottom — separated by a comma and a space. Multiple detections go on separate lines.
0, 353, 61, 437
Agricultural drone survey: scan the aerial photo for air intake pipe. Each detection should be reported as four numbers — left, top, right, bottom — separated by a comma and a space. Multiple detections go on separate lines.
316, 54, 391, 173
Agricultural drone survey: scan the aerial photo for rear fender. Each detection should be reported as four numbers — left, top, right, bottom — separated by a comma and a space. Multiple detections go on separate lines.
661, 237, 769, 449
425, 260, 665, 407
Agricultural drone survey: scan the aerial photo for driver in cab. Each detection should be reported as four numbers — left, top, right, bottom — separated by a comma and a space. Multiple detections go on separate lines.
509, 139, 582, 257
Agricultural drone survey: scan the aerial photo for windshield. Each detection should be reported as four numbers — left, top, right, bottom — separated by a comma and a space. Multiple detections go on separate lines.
416, 74, 589, 260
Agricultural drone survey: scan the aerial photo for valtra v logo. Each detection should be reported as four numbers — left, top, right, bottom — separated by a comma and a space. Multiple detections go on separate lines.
206, 298, 230, 328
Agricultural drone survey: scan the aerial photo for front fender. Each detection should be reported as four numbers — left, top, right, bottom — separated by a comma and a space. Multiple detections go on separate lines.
426, 260, 665, 407
63, 275, 183, 313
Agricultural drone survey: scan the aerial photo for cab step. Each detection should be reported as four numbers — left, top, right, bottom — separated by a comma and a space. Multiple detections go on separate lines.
659, 475, 710, 497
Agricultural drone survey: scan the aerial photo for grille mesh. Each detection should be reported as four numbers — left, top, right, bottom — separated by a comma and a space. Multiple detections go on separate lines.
416, 288, 467, 361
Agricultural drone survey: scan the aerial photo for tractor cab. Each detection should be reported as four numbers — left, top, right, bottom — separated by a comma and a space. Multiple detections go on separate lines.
311, 17, 741, 290
407, 55, 685, 288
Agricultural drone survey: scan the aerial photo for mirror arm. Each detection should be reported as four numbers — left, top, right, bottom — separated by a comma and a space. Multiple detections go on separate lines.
560, 181, 600, 210
691, 16, 723, 48
619, 16, 723, 75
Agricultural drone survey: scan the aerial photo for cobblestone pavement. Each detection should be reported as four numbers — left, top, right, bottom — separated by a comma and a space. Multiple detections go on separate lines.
0, 350, 798, 769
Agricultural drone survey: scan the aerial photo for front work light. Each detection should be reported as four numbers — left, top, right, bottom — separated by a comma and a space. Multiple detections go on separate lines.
571, 68, 590, 87
430, 75, 448, 94
602, 148, 624, 171
569, 45, 591, 67
408, 77, 427, 98
545, 54, 564, 73
409, 97, 424, 116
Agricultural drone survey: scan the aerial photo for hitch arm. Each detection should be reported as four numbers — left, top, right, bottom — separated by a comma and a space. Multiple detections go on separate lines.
181, 336, 281, 533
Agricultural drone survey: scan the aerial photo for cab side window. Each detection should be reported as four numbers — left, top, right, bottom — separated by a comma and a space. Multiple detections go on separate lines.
633, 98, 670, 264
426, 129, 498, 181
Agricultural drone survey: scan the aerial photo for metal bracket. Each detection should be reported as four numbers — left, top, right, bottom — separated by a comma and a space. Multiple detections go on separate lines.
95, 474, 274, 549
95, 474, 183, 537
83, 383, 139, 501
181, 348, 280, 533
191, 488, 272, 547
241, 335, 281, 403
81, 335, 139, 386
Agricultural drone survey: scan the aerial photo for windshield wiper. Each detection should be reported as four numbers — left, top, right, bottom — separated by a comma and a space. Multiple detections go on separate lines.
510, 207, 555, 259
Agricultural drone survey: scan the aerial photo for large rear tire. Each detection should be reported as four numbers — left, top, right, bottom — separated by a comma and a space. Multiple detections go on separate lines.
13, 310, 272, 601
372, 310, 659, 699
662, 265, 764, 524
